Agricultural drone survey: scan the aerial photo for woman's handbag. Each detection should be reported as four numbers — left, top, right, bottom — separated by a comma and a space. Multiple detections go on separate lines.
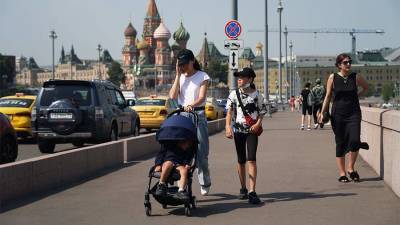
236, 90, 263, 136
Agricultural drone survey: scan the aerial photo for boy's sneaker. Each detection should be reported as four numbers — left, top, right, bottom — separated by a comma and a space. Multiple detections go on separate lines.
238, 188, 248, 200
300, 125, 304, 130
314, 124, 319, 129
175, 191, 189, 201
248, 192, 261, 204
307, 126, 311, 131
200, 186, 210, 196
155, 183, 167, 196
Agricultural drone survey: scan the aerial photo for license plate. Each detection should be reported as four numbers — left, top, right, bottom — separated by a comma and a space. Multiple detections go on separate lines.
50, 113, 73, 119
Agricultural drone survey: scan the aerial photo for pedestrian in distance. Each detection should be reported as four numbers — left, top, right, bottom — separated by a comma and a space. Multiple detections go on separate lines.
311, 78, 326, 129
319, 53, 369, 183
289, 95, 295, 112
295, 96, 301, 112
225, 67, 266, 205
300, 82, 313, 130
169, 49, 212, 195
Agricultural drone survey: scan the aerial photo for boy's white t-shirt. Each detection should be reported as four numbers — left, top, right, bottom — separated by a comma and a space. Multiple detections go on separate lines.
178, 70, 210, 107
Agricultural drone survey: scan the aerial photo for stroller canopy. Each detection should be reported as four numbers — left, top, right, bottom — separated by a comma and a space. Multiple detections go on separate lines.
156, 115, 198, 143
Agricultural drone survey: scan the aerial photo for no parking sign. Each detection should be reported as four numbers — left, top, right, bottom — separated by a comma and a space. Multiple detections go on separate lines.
225, 20, 242, 39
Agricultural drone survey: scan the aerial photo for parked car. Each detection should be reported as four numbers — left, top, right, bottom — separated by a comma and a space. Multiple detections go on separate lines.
32, 80, 140, 153
205, 97, 224, 120
0, 93, 36, 139
131, 95, 179, 131
216, 99, 228, 117
0, 112, 18, 164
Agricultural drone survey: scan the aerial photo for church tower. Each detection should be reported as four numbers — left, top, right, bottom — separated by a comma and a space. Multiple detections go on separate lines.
143, 0, 161, 64
154, 19, 172, 84
122, 22, 137, 67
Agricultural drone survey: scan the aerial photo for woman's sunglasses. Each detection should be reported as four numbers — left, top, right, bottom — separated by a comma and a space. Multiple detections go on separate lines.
341, 60, 352, 65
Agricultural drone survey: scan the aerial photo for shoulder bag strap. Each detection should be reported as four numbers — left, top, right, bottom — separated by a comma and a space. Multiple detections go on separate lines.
235, 89, 249, 116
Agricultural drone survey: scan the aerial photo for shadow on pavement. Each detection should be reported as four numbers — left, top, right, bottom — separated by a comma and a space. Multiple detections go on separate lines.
164, 191, 356, 217
261, 191, 356, 203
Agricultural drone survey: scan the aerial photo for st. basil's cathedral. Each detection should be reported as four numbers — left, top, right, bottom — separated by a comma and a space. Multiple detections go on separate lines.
121, 0, 190, 92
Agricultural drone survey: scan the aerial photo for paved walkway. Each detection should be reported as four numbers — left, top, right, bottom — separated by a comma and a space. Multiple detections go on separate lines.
1, 112, 399, 225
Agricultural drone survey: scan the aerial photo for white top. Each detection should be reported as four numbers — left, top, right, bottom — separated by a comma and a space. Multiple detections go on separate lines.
226, 89, 266, 133
178, 70, 210, 107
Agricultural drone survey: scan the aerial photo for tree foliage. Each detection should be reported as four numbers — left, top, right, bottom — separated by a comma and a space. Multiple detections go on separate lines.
107, 61, 124, 86
204, 59, 228, 84
381, 83, 394, 103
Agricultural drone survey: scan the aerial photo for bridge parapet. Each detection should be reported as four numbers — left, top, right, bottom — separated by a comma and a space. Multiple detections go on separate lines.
360, 107, 400, 197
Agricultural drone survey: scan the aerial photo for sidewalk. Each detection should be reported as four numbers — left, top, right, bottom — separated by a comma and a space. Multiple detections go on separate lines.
1, 112, 399, 225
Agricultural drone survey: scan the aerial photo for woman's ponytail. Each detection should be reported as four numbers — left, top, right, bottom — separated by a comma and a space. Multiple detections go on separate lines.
193, 59, 202, 71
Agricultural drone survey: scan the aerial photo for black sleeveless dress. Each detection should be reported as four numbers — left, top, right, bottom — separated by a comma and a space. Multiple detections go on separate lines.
331, 72, 362, 157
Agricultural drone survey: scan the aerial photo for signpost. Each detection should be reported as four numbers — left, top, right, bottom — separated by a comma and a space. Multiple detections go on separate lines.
229, 50, 239, 70
225, 20, 242, 90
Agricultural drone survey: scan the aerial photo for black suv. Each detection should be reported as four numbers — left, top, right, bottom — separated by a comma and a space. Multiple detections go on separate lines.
32, 80, 140, 153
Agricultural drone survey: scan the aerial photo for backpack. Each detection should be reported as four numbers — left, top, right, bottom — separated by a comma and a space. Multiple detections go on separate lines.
307, 91, 314, 107
312, 85, 325, 105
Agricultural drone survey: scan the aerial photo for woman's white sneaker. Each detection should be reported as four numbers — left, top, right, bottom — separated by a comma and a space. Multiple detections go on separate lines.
200, 186, 210, 196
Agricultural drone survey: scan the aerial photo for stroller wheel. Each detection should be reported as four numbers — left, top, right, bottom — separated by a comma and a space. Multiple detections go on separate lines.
191, 196, 196, 209
162, 204, 167, 209
185, 205, 191, 217
145, 205, 152, 216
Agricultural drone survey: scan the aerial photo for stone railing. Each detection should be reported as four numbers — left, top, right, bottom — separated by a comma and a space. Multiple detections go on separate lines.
360, 106, 400, 197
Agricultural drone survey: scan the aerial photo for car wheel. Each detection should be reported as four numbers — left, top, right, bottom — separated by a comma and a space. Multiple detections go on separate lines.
131, 120, 140, 137
38, 140, 56, 154
72, 142, 84, 148
109, 124, 118, 141
0, 135, 18, 164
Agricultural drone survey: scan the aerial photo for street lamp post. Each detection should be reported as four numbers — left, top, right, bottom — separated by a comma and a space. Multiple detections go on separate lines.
96, 44, 102, 80
284, 26, 289, 101
289, 40, 293, 97
49, 30, 57, 80
277, 0, 283, 103
264, 0, 270, 114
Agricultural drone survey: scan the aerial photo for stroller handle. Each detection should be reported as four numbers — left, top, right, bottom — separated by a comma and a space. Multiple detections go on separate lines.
168, 106, 199, 128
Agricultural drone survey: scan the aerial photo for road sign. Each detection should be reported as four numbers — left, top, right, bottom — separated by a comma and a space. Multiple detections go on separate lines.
224, 39, 244, 50
229, 50, 239, 70
225, 20, 242, 39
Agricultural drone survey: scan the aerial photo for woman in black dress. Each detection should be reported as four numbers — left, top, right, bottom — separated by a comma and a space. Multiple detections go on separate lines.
319, 53, 368, 183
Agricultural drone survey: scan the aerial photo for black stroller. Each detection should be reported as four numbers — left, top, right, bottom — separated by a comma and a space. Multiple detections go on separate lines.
144, 109, 198, 217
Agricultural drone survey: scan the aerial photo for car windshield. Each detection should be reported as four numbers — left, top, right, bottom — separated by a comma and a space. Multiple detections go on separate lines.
40, 85, 92, 106
135, 99, 166, 106
0, 98, 34, 108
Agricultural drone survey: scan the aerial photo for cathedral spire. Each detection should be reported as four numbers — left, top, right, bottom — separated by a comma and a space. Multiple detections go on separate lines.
198, 32, 210, 68
146, 0, 160, 19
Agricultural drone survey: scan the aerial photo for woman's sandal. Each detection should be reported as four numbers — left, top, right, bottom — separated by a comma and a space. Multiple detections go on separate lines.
338, 176, 350, 183
348, 171, 360, 182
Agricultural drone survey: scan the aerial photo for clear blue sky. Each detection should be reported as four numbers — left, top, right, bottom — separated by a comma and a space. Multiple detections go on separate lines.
0, 0, 399, 66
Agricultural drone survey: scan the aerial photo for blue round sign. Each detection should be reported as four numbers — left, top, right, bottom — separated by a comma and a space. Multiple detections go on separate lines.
225, 20, 242, 39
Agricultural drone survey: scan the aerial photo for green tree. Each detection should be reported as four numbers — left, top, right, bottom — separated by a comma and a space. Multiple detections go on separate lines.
204, 59, 228, 84
107, 61, 124, 86
381, 83, 394, 103
365, 83, 375, 97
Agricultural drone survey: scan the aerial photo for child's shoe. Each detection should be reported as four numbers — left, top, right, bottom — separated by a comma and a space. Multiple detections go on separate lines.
155, 183, 167, 196
248, 191, 261, 204
238, 188, 248, 200
175, 190, 189, 201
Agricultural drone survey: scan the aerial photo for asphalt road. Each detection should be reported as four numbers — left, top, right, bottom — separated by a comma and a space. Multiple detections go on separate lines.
15, 128, 154, 162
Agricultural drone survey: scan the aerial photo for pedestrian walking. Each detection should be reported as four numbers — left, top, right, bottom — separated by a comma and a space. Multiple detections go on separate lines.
300, 82, 312, 130
319, 53, 369, 183
311, 79, 326, 129
289, 95, 295, 112
295, 96, 301, 112
225, 67, 266, 204
169, 49, 211, 195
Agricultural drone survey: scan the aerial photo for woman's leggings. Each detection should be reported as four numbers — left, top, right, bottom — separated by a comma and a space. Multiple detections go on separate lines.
233, 132, 258, 164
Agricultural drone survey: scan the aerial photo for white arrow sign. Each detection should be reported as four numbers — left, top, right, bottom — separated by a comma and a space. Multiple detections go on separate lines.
229, 50, 239, 70
224, 39, 244, 50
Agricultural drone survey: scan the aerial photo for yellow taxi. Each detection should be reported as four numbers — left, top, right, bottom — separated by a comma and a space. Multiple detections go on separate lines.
131, 95, 179, 131
205, 97, 224, 120
0, 93, 36, 139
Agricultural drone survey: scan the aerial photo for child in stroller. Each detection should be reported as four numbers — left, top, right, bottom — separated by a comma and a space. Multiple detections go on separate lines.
144, 110, 198, 216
